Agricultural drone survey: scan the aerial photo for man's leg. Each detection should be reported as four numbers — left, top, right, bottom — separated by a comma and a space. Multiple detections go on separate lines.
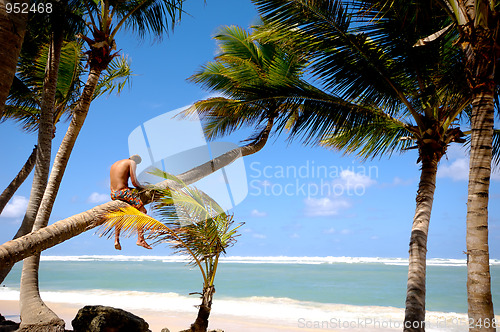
136, 206, 152, 249
114, 227, 122, 250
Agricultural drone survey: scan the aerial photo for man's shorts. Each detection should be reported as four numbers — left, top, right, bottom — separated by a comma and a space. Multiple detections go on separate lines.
110, 188, 144, 210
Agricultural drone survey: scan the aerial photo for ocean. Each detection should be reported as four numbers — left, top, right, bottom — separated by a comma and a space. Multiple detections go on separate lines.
1, 256, 499, 331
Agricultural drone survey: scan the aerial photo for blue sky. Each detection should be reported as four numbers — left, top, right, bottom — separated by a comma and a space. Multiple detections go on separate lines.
0, 0, 499, 259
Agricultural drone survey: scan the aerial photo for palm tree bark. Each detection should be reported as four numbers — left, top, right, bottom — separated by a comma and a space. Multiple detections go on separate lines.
454, 11, 497, 330
0, 145, 37, 214
404, 155, 440, 332
189, 285, 215, 332
466, 89, 495, 332
17, 29, 65, 331
0, 121, 273, 267
0, 0, 28, 117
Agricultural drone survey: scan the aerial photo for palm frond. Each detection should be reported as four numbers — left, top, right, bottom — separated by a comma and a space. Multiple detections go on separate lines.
187, 22, 315, 144
102, 205, 168, 238
55, 41, 86, 106
111, 0, 185, 40
1, 105, 40, 132
5, 40, 87, 131
254, 0, 405, 106
320, 113, 414, 160
5, 76, 40, 118
93, 55, 134, 99
188, 98, 267, 140
214, 25, 262, 65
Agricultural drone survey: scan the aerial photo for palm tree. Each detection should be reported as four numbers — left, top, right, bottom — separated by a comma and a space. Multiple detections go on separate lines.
439, 1, 498, 330
16, 2, 182, 329
251, 0, 477, 330
0, 0, 28, 117
103, 170, 242, 332
184, 23, 314, 154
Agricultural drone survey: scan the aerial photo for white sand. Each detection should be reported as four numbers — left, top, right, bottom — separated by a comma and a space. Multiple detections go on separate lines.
0, 299, 401, 332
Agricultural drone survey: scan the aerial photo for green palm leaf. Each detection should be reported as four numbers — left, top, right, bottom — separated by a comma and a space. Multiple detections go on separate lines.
253, 0, 470, 160
187, 22, 320, 147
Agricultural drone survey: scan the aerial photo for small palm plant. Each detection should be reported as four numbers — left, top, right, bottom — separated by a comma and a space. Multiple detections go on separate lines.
103, 169, 242, 332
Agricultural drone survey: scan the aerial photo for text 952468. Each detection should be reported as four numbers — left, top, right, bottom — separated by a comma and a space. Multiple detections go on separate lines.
6, 2, 52, 14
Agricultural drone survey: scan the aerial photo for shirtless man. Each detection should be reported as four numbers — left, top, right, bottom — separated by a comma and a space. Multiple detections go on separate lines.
110, 155, 152, 250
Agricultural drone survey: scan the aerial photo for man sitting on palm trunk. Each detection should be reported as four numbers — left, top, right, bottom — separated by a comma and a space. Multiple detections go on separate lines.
109, 155, 152, 250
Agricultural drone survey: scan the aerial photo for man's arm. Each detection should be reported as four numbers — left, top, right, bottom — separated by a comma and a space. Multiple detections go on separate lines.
129, 160, 142, 188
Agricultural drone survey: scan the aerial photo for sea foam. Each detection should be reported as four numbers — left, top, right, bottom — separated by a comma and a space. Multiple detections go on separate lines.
39, 255, 500, 266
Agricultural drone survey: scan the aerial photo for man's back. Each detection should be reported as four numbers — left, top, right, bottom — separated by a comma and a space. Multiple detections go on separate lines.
110, 159, 131, 191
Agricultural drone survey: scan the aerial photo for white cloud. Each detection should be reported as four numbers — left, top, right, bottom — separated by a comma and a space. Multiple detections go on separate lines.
290, 233, 300, 239
336, 170, 376, 189
304, 197, 350, 217
87, 192, 109, 204
438, 156, 500, 181
438, 158, 469, 181
340, 229, 352, 235
0, 196, 28, 218
250, 209, 267, 217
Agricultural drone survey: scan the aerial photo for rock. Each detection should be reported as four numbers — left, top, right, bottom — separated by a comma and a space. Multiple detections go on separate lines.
71, 305, 151, 332
0, 314, 20, 332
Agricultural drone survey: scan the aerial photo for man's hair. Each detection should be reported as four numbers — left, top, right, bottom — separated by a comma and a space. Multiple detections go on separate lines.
129, 155, 142, 164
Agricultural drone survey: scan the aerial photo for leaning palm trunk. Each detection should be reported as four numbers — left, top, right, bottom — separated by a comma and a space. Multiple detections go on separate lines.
17, 30, 66, 331
189, 285, 215, 332
0, 146, 37, 215
404, 154, 440, 332
466, 89, 495, 332
0, 200, 128, 266
0, 121, 273, 266
177, 117, 273, 185
0, 0, 28, 116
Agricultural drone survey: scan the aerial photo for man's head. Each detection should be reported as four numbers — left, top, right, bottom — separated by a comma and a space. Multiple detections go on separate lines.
129, 155, 142, 164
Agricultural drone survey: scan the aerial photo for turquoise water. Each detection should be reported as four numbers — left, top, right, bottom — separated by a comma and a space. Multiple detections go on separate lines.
2, 256, 499, 315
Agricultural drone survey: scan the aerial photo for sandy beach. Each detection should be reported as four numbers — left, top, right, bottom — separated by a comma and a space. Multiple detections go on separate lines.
0, 299, 403, 332
2, 258, 496, 332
